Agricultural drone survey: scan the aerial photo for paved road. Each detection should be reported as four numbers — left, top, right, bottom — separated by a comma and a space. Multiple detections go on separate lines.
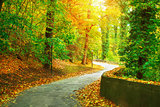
7, 62, 118, 107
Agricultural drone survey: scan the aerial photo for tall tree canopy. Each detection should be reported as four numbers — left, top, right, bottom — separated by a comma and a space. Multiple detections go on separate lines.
0, 0, 159, 80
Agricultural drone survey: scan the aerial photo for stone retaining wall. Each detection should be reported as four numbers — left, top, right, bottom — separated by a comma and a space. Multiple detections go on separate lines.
100, 69, 160, 107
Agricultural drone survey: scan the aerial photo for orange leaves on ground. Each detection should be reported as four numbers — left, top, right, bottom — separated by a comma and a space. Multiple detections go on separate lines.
104, 67, 122, 77
0, 55, 102, 105
74, 79, 119, 107
0, 55, 28, 74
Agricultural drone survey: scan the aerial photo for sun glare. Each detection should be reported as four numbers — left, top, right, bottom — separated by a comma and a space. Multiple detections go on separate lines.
97, 0, 105, 3
92, 0, 106, 11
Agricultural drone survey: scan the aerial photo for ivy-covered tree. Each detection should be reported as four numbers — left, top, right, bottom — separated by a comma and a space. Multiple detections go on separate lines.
44, 0, 56, 69
123, 0, 159, 79
117, 0, 130, 58
101, 26, 109, 60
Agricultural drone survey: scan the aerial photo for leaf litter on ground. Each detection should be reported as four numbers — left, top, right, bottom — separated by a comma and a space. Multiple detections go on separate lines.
0, 55, 103, 105
73, 66, 160, 107
73, 79, 119, 107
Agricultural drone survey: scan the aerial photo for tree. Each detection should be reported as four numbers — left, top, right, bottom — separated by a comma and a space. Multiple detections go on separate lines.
123, 0, 159, 79
101, 24, 109, 60
62, 0, 100, 64
44, 0, 56, 69
100, 0, 121, 60
116, 0, 130, 58
113, 25, 118, 55
81, 0, 100, 64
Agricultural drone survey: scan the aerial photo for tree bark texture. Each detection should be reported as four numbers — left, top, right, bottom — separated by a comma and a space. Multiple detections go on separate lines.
44, 0, 55, 69
82, 33, 89, 64
82, 1, 91, 65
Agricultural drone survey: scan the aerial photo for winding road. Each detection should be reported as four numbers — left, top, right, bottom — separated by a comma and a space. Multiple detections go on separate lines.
7, 62, 118, 107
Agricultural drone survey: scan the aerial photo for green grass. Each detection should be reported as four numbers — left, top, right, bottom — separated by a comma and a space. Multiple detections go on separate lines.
63, 65, 92, 74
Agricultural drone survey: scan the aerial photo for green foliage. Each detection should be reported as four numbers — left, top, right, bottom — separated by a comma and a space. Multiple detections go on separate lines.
101, 28, 109, 60
0, 12, 26, 54
122, 0, 159, 80
48, 37, 69, 59
1, 0, 158, 80
118, 0, 130, 58
0, 0, 71, 66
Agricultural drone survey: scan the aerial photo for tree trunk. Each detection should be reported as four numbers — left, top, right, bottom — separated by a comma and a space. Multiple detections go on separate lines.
118, 0, 129, 57
44, 0, 55, 69
112, 25, 117, 55
82, 0, 91, 65
82, 33, 89, 65
120, 16, 125, 40
101, 26, 109, 60
105, 27, 109, 56
101, 29, 106, 60
118, 15, 127, 56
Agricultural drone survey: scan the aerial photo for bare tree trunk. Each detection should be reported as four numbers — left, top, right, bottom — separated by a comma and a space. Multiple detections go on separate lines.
82, 33, 89, 64
82, 0, 91, 65
44, 0, 55, 69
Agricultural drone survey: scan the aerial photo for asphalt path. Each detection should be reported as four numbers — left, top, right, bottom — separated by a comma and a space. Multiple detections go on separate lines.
7, 62, 118, 107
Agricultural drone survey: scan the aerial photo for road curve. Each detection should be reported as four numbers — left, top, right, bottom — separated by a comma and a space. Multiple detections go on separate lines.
7, 62, 118, 107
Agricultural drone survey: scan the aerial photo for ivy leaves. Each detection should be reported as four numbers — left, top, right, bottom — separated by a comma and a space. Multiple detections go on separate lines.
122, 0, 160, 80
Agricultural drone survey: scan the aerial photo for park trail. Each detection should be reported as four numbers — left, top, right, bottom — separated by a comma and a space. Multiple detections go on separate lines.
7, 62, 118, 107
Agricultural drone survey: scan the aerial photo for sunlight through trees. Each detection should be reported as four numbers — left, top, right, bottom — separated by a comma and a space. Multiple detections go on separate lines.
0, 0, 159, 84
